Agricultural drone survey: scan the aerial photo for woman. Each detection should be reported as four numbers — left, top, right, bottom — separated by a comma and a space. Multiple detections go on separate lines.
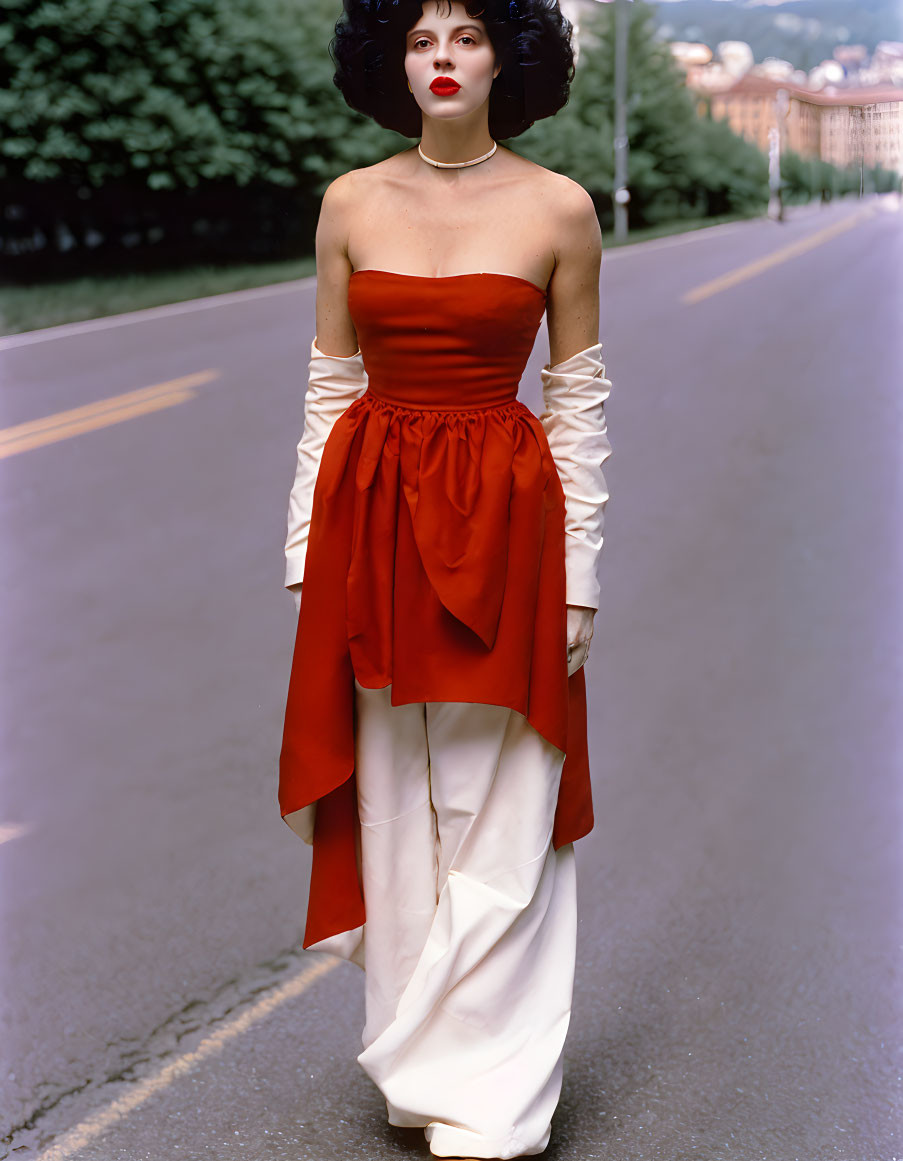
278, 1, 613, 1157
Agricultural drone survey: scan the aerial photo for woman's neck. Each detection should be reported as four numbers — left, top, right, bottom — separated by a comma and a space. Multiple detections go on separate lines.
418, 117, 495, 168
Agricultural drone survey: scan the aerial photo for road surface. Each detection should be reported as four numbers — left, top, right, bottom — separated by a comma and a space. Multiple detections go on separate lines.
1, 194, 900, 1159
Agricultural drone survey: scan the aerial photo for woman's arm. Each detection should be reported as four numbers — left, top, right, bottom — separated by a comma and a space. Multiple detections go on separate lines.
313, 171, 361, 357
541, 182, 610, 675
546, 180, 602, 367
285, 173, 369, 601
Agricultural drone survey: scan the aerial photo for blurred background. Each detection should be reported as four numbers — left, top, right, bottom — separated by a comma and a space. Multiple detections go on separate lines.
1, 1, 901, 1159
1, 0, 901, 330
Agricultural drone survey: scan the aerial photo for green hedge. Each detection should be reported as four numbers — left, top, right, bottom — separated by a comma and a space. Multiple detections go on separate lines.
2, 0, 872, 279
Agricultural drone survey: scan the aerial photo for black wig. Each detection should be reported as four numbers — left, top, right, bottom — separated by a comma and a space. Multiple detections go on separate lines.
330, 0, 576, 140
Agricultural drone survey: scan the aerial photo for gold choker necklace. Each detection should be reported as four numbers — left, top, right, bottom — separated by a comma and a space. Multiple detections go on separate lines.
418, 141, 498, 169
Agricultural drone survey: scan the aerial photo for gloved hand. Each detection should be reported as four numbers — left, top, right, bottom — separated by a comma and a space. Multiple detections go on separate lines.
285, 336, 369, 598
538, 342, 613, 675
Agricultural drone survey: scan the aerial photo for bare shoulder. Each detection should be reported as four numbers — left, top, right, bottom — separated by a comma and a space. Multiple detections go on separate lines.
331, 150, 416, 200
502, 155, 598, 237
317, 159, 398, 237
546, 171, 599, 230
316, 154, 413, 275
317, 170, 358, 238
545, 173, 601, 271
503, 153, 589, 202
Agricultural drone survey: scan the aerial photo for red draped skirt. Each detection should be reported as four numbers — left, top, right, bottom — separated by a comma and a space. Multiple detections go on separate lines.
279, 384, 593, 948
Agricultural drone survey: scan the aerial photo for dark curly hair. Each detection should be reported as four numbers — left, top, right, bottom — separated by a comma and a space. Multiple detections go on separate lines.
329, 0, 576, 140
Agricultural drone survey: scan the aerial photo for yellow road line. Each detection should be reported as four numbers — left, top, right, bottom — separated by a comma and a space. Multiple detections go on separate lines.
0, 370, 219, 458
682, 206, 878, 304
1, 391, 196, 457
0, 822, 30, 845
34, 955, 341, 1161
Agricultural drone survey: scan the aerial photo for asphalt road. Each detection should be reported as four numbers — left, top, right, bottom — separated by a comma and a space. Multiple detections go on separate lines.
1, 194, 900, 1160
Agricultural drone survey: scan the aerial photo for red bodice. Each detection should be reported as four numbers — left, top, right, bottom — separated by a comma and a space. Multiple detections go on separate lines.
279, 271, 593, 948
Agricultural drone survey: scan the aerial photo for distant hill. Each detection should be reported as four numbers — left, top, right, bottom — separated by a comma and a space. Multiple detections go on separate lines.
648, 0, 903, 70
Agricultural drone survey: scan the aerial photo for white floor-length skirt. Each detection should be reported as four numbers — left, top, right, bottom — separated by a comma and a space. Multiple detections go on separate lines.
310, 677, 578, 1160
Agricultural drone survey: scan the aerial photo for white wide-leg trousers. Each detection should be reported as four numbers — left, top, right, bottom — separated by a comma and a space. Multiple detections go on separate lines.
350, 678, 578, 1160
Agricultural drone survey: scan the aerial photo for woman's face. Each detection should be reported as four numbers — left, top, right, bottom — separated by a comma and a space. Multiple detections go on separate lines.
404, 2, 500, 119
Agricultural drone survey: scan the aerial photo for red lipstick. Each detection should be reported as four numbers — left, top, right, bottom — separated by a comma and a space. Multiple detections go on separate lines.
429, 76, 461, 95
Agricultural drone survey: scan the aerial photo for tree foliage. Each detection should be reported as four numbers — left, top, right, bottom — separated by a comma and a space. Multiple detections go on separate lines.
0, 0, 868, 275
0, 0, 406, 190
515, 0, 768, 226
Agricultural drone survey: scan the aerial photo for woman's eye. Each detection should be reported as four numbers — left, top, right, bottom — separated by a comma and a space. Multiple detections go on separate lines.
413, 35, 476, 49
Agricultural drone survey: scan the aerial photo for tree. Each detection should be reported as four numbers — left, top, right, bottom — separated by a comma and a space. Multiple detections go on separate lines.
0, 0, 409, 270
514, 0, 768, 229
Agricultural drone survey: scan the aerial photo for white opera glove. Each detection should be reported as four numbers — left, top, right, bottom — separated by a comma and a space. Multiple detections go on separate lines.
285, 337, 369, 595
539, 341, 613, 613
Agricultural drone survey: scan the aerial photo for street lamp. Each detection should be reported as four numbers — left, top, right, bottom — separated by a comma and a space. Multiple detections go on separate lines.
589, 0, 631, 241
768, 87, 790, 223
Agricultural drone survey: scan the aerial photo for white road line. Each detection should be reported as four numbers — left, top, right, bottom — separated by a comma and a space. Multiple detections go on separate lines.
0, 277, 316, 351
33, 955, 341, 1161
0, 202, 869, 350
0, 224, 738, 351
601, 218, 751, 259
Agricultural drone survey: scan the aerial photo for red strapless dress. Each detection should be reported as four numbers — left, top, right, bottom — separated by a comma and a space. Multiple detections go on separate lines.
279, 270, 594, 948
